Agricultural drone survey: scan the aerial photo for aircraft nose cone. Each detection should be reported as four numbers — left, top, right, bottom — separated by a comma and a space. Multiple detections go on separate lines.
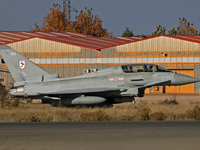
174, 73, 200, 85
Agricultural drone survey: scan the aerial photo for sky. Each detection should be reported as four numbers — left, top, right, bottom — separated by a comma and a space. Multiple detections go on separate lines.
0, 0, 200, 36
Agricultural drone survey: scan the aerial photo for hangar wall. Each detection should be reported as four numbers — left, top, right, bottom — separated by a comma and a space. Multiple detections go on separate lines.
1, 35, 200, 94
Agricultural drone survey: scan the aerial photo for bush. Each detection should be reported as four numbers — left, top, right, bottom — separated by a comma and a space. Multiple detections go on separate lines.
117, 115, 135, 121
159, 99, 178, 105
150, 112, 167, 121
1, 100, 20, 108
55, 110, 71, 121
136, 102, 150, 121
9, 100, 20, 108
80, 110, 111, 121
19, 113, 41, 122
185, 105, 200, 120
175, 113, 186, 120
0, 86, 10, 108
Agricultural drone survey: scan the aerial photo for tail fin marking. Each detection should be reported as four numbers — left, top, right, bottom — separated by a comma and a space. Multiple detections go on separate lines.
0, 45, 50, 82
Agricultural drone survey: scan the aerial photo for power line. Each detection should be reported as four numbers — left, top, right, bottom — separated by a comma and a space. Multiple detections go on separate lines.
24, 18, 44, 31
73, 0, 79, 7
0, 0, 12, 10
17, 0, 54, 30
0, 0, 27, 16
1, 0, 43, 31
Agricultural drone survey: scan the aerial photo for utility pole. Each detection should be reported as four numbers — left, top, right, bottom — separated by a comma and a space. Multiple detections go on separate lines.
63, 0, 71, 21
63, 0, 66, 11
68, 0, 71, 21
63, 0, 78, 22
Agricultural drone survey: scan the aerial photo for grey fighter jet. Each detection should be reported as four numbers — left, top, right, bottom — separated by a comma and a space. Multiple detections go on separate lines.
0, 45, 200, 106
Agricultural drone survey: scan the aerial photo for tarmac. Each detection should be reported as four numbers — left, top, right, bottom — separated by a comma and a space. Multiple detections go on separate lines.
0, 121, 200, 150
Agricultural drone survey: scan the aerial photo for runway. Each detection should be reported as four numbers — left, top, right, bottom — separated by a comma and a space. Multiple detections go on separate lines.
0, 121, 200, 150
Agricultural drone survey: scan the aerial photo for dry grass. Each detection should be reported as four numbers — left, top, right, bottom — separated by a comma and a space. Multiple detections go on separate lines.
0, 100, 200, 122
80, 110, 111, 121
136, 102, 150, 121
185, 105, 200, 120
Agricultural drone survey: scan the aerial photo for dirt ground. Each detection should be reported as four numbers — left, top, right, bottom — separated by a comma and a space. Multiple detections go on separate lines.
135, 94, 200, 104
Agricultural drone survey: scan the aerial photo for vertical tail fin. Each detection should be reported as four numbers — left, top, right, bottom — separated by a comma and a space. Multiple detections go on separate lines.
0, 45, 50, 82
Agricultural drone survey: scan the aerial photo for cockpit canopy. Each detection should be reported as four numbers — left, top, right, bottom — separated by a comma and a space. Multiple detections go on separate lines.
122, 64, 172, 73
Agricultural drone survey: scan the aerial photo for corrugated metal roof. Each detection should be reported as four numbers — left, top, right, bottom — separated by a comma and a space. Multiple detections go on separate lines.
145, 35, 200, 44
0, 32, 143, 50
166, 35, 200, 43
1, 32, 200, 50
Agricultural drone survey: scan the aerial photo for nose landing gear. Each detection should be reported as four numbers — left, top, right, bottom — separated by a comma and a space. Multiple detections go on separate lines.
130, 96, 136, 108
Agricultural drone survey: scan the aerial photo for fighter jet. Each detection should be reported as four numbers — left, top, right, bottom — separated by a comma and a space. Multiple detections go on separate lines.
0, 45, 200, 106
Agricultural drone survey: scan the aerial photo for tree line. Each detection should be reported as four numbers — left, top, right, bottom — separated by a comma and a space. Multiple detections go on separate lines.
31, 4, 112, 37
152, 17, 198, 36
123, 18, 198, 37
31, 4, 198, 37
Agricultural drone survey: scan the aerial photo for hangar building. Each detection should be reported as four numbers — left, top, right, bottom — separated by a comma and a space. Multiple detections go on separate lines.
0, 32, 200, 94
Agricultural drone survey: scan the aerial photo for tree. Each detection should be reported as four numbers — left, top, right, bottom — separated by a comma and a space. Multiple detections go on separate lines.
168, 18, 198, 35
0, 84, 9, 108
70, 7, 112, 37
121, 27, 133, 37
31, 4, 111, 37
152, 25, 166, 36
168, 27, 177, 35
31, 4, 67, 32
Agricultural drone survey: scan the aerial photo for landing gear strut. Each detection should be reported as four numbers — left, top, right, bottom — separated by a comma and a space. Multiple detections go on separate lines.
59, 95, 62, 107
131, 97, 136, 108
